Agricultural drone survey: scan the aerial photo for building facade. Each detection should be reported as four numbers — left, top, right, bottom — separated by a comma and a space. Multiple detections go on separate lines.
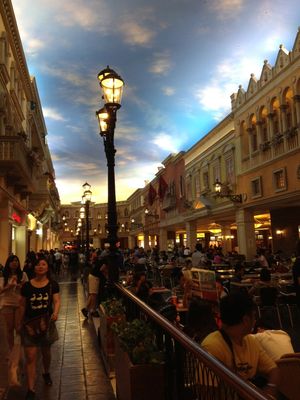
0, 0, 60, 266
60, 201, 130, 251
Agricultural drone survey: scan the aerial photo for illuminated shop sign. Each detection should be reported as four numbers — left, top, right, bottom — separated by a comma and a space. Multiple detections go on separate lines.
12, 212, 22, 224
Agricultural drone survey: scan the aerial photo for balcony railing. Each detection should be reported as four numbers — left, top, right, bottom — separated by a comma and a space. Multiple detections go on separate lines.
114, 284, 267, 400
241, 126, 299, 172
0, 135, 38, 192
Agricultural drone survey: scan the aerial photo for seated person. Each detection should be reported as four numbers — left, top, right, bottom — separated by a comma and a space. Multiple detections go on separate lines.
131, 271, 153, 302
201, 292, 279, 396
248, 269, 278, 306
216, 279, 229, 300
173, 271, 193, 307
184, 298, 218, 343
252, 319, 294, 361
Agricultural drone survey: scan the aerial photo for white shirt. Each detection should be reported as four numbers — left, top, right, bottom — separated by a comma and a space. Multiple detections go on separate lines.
252, 330, 294, 361
0, 272, 28, 307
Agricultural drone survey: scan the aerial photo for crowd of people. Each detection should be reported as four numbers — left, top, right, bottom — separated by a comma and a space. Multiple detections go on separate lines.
0, 241, 299, 399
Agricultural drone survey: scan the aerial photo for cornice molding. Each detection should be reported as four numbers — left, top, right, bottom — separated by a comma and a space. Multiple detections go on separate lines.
0, 0, 33, 98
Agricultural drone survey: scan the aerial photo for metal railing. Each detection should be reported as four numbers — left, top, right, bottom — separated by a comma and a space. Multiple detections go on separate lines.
114, 283, 267, 400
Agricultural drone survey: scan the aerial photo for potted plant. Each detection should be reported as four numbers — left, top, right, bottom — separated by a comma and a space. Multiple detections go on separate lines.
112, 319, 165, 400
98, 298, 125, 374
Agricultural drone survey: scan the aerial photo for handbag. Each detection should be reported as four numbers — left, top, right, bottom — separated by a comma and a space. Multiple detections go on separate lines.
23, 283, 52, 339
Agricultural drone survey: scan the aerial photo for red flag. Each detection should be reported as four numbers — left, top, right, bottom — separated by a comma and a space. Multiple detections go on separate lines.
148, 184, 157, 206
158, 176, 168, 200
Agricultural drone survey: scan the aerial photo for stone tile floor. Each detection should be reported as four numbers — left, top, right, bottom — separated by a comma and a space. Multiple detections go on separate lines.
0, 278, 116, 400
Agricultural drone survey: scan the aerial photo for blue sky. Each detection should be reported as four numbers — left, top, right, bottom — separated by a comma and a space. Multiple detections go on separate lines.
11, 0, 300, 204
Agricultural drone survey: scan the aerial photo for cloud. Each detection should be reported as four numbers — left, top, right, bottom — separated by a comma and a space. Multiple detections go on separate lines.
149, 52, 172, 75
152, 133, 180, 153
119, 19, 156, 46
195, 55, 263, 120
209, 0, 245, 20
162, 86, 175, 96
43, 107, 66, 121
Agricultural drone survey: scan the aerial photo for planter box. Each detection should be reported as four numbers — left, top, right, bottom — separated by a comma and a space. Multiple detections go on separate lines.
98, 305, 124, 374
115, 337, 165, 400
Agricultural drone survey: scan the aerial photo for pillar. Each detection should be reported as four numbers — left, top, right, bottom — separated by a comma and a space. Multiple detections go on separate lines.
222, 225, 233, 254
15, 225, 27, 267
144, 231, 150, 251
236, 208, 256, 260
159, 228, 168, 252
128, 235, 135, 249
185, 220, 197, 252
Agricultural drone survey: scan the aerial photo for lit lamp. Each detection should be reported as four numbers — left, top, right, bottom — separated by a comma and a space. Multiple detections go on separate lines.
144, 208, 159, 219
80, 207, 85, 219
96, 66, 124, 284
214, 179, 245, 203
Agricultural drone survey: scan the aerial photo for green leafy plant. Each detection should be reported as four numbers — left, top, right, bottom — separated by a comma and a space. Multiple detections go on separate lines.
101, 298, 125, 317
112, 319, 164, 365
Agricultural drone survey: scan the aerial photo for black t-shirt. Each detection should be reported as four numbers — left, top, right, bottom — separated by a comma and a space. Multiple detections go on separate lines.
21, 280, 59, 320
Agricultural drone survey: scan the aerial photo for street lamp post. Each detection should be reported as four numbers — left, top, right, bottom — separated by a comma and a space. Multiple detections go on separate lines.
96, 66, 124, 283
82, 182, 92, 263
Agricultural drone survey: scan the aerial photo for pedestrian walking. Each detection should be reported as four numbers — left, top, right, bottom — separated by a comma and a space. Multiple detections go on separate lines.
19, 256, 60, 400
0, 255, 28, 386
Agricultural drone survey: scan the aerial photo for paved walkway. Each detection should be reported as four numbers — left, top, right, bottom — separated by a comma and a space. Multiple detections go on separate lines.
0, 278, 116, 400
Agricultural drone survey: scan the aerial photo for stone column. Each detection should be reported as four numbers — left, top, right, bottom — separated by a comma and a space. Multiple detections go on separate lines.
185, 220, 197, 252
144, 231, 150, 251
279, 104, 287, 133
236, 208, 256, 260
222, 225, 233, 254
256, 121, 263, 146
128, 235, 135, 250
267, 112, 274, 137
159, 228, 168, 252
15, 225, 27, 267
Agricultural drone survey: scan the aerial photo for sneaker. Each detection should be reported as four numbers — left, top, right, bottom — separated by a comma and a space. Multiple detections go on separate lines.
25, 390, 36, 400
81, 308, 89, 318
42, 372, 53, 386
91, 310, 100, 318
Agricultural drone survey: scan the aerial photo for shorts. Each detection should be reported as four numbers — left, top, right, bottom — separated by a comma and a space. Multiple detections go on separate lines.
88, 274, 99, 294
21, 321, 59, 347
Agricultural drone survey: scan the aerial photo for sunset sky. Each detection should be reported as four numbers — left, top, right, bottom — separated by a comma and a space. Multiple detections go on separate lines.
11, 0, 300, 204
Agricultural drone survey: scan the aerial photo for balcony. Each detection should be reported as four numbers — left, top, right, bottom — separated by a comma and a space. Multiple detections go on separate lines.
162, 193, 176, 211
0, 135, 38, 194
29, 174, 60, 217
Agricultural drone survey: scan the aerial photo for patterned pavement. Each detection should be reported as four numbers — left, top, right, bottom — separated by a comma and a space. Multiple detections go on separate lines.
0, 279, 115, 400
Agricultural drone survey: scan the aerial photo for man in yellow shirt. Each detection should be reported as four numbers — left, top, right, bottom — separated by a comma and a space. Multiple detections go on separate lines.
201, 292, 279, 396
